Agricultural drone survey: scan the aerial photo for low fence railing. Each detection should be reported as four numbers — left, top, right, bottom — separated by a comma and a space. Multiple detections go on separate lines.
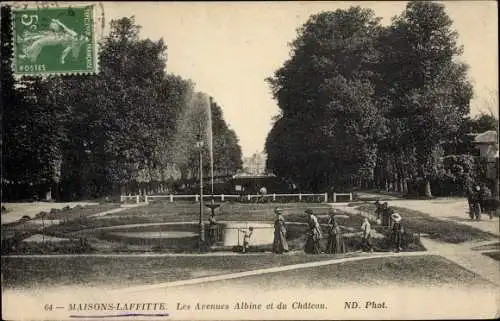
120, 193, 329, 204
333, 192, 353, 203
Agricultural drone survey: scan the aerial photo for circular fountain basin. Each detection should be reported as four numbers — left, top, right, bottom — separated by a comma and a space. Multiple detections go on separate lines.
220, 221, 274, 246
95, 223, 200, 249
92, 221, 275, 249
108, 231, 197, 239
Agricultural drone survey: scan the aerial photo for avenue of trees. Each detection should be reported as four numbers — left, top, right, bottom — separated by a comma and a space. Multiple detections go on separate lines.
266, 1, 498, 197
1, 8, 242, 201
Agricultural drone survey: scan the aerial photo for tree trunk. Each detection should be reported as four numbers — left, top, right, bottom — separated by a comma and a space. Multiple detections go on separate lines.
424, 179, 433, 198
494, 178, 499, 200
403, 179, 408, 194
51, 181, 60, 201
45, 186, 52, 201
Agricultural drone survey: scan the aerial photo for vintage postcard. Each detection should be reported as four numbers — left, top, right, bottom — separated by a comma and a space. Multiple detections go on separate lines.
1, 1, 499, 320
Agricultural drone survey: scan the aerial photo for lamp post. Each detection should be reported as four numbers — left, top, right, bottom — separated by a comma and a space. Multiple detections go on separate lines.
195, 137, 205, 249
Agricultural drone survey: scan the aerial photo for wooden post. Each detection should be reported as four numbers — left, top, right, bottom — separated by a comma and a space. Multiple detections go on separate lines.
195, 194, 199, 202
169, 194, 173, 202
145, 195, 148, 203
324, 193, 328, 202
136, 195, 139, 204
349, 193, 353, 201
333, 193, 337, 203
221, 194, 225, 201
299, 193, 302, 201
273, 193, 276, 201
247, 194, 251, 201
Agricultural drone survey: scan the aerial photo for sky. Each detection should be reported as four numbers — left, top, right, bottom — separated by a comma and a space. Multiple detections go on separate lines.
98, 1, 498, 157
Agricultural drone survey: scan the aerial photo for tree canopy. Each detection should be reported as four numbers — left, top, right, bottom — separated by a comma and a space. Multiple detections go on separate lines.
265, 1, 475, 196
1, 12, 242, 200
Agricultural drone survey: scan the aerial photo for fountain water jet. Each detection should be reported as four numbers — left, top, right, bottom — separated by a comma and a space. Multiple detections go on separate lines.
175, 92, 220, 248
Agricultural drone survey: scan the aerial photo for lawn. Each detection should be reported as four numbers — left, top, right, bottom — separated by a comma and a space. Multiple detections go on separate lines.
1, 254, 345, 290
2, 254, 492, 291
108, 200, 334, 223
190, 255, 495, 290
483, 251, 500, 262
1, 203, 121, 254
1, 203, 120, 233
355, 203, 497, 243
2, 201, 424, 254
34, 203, 120, 220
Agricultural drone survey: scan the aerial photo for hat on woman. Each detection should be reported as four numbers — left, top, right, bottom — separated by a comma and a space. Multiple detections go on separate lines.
305, 209, 313, 215
274, 207, 283, 214
391, 213, 402, 223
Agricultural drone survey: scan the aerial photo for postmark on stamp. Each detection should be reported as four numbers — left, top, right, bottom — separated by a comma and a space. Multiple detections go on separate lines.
12, 5, 98, 75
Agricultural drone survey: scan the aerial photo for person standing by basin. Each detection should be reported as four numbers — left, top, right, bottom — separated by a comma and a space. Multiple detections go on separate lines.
242, 227, 254, 253
305, 209, 322, 254
326, 211, 346, 254
360, 217, 373, 253
208, 213, 218, 245
272, 207, 289, 253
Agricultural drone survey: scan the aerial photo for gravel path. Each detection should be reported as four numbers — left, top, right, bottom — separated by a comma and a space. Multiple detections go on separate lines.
335, 194, 500, 286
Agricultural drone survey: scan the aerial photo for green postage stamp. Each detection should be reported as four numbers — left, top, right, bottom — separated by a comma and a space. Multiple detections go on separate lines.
12, 5, 98, 75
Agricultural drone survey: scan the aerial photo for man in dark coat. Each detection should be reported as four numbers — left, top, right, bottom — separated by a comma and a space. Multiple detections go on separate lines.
381, 202, 393, 227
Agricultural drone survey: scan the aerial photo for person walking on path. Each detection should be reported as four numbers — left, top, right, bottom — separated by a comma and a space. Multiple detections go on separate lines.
470, 185, 483, 221
381, 202, 394, 227
360, 217, 373, 253
465, 179, 475, 215
305, 209, 322, 254
390, 213, 404, 252
272, 208, 289, 253
326, 212, 346, 254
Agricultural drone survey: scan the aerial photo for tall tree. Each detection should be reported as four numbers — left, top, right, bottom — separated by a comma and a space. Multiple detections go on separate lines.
381, 1, 473, 197
266, 7, 386, 191
2, 13, 244, 200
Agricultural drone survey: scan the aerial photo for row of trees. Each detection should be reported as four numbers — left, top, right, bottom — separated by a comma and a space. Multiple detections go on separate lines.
1, 8, 242, 201
265, 1, 497, 197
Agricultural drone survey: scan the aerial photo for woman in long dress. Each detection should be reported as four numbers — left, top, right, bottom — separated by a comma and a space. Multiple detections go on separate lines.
326, 214, 346, 254
304, 209, 322, 254
272, 208, 289, 253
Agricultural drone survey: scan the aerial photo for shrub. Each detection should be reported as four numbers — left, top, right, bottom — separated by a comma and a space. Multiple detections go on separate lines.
35, 211, 48, 219
2, 238, 94, 255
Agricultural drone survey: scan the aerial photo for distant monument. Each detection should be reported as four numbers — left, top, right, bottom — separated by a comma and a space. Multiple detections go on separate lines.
243, 152, 267, 175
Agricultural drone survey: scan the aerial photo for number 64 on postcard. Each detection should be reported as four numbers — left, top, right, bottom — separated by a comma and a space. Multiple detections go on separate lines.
12, 5, 98, 76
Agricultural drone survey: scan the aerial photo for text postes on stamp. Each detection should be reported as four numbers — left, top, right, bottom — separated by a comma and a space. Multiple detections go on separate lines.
12, 5, 98, 76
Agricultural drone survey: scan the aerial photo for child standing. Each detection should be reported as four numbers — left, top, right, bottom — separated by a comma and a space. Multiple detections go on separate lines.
242, 227, 254, 253
360, 217, 373, 253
